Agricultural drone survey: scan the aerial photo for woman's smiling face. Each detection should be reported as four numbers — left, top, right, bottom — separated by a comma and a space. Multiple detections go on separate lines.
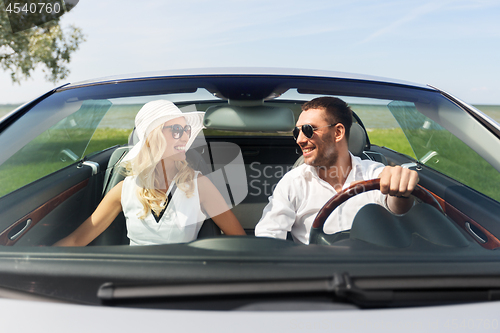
161, 117, 189, 161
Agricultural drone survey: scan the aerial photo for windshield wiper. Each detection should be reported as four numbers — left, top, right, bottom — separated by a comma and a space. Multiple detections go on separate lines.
98, 273, 500, 308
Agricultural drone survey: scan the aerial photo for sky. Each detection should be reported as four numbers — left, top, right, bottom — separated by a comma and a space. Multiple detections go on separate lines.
1, 0, 500, 105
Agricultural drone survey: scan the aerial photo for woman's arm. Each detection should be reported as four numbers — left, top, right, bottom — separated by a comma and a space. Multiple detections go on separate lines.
197, 175, 246, 235
53, 181, 124, 246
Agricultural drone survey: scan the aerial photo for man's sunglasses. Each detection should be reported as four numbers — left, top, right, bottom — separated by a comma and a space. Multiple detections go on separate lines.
163, 124, 192, 139
292, 123, 337, 140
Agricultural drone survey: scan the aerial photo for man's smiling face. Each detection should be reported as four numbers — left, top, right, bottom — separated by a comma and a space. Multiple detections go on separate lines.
295, 108, 339, 168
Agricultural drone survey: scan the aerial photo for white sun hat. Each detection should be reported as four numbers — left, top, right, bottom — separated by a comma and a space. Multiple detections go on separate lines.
122, 100, 205, 163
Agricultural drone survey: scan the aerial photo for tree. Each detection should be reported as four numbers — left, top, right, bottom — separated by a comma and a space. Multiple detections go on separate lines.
0, 0, 85, 83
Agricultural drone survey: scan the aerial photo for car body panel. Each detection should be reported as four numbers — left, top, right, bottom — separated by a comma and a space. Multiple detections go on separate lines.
1, 298, 500, 333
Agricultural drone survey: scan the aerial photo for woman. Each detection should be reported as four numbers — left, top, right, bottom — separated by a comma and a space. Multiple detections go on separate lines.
55, 100, 246, 246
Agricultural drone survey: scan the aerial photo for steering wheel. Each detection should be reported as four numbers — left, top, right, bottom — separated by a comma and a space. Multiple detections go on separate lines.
309, 179, 444, 245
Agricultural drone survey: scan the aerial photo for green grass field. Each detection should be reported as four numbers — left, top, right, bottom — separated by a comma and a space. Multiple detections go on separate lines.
84, 128, 131, 156
0, 129, 131, 198
367, 128, 415, 158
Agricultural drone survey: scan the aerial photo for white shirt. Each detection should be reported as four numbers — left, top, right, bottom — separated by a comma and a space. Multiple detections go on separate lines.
121, 172, 206, 246
254, 154, 386, 244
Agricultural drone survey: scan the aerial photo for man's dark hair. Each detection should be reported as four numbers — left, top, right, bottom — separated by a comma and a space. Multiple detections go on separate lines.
302, 97, 353, 139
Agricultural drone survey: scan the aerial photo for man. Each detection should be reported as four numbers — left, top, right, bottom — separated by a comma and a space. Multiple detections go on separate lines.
254, 97, 419, 244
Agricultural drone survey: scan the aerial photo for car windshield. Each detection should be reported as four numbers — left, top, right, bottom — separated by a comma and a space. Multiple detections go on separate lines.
1, 74, 500, 308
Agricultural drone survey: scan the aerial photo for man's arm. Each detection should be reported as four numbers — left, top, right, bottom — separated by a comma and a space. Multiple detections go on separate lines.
254, 184, 297, 240
378, 165, 419, 215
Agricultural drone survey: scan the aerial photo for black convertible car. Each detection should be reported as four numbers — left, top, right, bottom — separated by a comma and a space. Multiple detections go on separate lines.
0, 68, 499, 330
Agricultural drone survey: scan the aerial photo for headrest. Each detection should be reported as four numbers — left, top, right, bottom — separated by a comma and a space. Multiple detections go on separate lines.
203, 105, 295, 132
348, 123, 367, 156
128, 128, 138, 146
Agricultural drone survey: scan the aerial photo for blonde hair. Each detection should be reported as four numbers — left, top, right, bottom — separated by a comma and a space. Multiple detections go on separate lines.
124, 125, 195, 219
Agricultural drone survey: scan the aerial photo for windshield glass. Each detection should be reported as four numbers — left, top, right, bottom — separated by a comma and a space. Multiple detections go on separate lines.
388, 100, 500, 201
0, 100, 110, 197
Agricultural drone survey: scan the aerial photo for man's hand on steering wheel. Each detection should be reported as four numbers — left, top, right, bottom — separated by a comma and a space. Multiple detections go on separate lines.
310, 172, 443, 245
378, 165, 419, 215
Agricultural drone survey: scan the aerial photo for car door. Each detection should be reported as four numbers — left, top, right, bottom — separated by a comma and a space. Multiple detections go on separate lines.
0, 95, 112, 246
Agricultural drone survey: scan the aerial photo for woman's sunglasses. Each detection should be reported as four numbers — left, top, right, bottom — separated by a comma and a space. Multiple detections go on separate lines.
163, 124, 192, 139
292, 123, 337, 140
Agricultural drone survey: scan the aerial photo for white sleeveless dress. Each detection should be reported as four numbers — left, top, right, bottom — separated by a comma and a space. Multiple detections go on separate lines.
121, 172, 206, 245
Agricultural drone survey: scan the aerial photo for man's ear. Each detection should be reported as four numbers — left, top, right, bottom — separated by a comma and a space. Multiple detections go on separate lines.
334, 123, 346, 143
